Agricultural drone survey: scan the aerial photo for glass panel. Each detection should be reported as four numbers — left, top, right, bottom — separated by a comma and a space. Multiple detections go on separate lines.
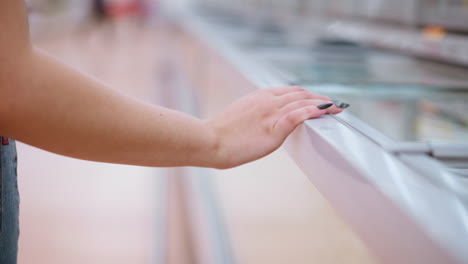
438, 158, 468, 177
265, 44, 468, 88
307, 84, 468, 144
250, 41, 468, 144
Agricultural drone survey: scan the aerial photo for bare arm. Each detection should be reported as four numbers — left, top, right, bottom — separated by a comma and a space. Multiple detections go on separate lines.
0, 1, 341, 169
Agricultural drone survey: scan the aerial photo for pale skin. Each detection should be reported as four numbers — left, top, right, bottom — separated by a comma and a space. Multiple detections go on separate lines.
0, 1, 342, 169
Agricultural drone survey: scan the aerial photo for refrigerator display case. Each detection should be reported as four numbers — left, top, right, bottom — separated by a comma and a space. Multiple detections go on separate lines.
166, 2, 468, 263
233, 19, 468, 201
240, 34, 468, 158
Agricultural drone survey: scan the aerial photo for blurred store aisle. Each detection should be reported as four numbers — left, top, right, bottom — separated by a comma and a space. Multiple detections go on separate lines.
18, 20, 165, 264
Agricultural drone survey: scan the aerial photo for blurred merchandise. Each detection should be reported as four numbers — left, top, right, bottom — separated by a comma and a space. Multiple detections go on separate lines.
92, 0, 107, 20
420, 0, 468, 32
105, 0, 147, 18
27, 0, 92, 37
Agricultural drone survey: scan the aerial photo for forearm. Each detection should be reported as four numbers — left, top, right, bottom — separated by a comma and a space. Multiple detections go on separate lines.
1, 48, 219, 167
0, 0, 345, 171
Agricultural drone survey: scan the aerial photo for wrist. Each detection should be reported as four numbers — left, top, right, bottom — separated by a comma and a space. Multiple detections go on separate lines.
201, 119, 231, 169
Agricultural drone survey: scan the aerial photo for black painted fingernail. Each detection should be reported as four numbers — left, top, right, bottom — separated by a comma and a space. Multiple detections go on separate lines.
333, 100, 350, 108
340, 103, 350, 108
337, 102, 350, 108
317, 103, 333, 110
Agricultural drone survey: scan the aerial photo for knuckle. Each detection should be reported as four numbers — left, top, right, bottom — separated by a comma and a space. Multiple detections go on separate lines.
305, 92, 319, 99
290, 91, 308, 100
305, 106, 316, 115
265, 88, 276, 94
301, 99, 313, 107
315, 99, 328, 106
291, 85, 304, 90
258, 89, 270, 96
285, 113, 297, 124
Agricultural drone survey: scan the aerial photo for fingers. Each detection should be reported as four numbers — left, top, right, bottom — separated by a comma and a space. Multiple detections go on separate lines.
266, 86, 344, 139
273, 106, 327, 138
279, 99, 343, 116
275, 90, 332, 107
268, 86, 305, 96
267, 86, 331, 102
268, 86, 330, 99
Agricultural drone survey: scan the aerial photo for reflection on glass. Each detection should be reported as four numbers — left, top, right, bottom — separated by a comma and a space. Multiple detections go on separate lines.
250, 38, 468, 144
308, 84, 468, 144
270, 46, 468, 88
440, 157, 468, 177
207, 13, 468, 145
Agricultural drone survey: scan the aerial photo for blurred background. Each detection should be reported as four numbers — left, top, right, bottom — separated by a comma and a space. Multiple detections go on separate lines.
18, 0, 468, 264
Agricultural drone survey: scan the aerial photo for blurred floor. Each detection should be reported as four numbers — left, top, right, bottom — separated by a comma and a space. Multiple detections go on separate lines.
18, 20, 165, 264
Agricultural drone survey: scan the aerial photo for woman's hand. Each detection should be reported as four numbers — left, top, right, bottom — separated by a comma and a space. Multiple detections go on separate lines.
205, 86, 343, 169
